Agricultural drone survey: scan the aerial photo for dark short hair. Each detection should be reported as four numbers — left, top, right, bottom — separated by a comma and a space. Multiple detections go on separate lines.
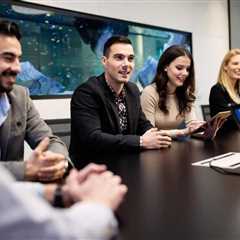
103, 36, 132, 56
0, 20, 21, 40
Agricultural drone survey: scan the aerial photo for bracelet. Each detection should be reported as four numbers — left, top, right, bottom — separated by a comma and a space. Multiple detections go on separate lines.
52, 185, 64, 208
140, 136, 143, 147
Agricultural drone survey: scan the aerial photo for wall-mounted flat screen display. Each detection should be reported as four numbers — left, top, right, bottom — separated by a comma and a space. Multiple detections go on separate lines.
0, 1, 192, 98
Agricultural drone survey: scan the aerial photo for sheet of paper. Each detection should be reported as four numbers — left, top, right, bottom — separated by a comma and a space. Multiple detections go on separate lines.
192, 152, 240, 167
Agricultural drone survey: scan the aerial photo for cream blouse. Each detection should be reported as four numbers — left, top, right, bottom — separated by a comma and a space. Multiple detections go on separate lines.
140, 83, 197, 130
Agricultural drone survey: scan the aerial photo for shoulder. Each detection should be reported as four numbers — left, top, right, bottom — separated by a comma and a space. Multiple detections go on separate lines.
210, 83, 226, 97
72, 76, 101, 97
75, 76, 98, 91
141, 83, 158, 100
142, 83, 157, 95
210, 83, 224, 92
9, 85, 29, 100
125, 81, 141, 96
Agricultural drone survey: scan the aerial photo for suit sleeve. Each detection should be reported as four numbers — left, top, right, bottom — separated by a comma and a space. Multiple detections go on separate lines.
0, 165, 118, 240
24, 89, 69, 159
0, 161, 25, 181
71, 86, 140, 153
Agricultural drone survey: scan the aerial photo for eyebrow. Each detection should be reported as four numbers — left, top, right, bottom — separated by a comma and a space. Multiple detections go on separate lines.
0, 52, 21, 58
113, 53, 135, 57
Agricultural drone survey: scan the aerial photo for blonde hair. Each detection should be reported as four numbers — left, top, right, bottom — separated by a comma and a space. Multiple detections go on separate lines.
217, 49, 240, 104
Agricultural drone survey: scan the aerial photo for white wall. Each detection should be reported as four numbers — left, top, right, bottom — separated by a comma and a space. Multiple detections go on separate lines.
229, 0, 240, 48
23, 0, 229, 119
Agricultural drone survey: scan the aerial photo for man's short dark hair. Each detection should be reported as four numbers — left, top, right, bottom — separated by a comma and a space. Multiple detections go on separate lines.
0, 20, 21, 40
103, 36, 132, 57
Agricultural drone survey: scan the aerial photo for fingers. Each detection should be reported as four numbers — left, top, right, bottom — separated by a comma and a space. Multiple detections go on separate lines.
37, 159, 66, 181
34, 137, 50, 157
146, 128, 158, 133
42, 151, 65, 164
77, 163, 107, 182
157, 131, 172, 140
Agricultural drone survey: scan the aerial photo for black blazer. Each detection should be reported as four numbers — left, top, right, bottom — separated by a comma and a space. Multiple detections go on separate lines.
69, 74, 152, 162
209, 83, 238, 130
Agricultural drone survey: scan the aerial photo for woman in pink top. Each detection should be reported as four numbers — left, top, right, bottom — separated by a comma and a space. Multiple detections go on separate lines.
141, 45, 203, 138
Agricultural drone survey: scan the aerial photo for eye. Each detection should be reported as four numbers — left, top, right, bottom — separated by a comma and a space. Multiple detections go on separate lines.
128, 55, 135, 62
114, 54, 125, 61
1, 53, 17, 63
176, 65, 190, 72
176, 66, 184, 70
232, 62, 240, 66
4, 56, 14, 62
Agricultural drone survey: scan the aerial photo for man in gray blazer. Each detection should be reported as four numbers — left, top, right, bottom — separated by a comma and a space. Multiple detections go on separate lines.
0, 20, 69, 181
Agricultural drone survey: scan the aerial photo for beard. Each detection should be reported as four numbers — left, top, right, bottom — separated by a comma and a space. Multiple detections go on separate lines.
0, 70, 17, 93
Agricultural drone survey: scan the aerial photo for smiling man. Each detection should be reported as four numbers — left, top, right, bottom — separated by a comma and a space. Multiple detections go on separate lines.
70, 36, 172, 166
0, 20, 70, 181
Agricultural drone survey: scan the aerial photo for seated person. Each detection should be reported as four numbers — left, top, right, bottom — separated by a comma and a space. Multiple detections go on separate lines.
209, 48, 240, 130
141, 45, 203, 138
70, 36, 172, 165
0, 20, 69, 181
0, 138, 127, 240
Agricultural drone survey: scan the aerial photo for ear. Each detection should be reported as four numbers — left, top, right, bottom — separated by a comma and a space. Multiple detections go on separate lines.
164, 66, 168, 72
101, 56, 107, 66
223, 65, 228, 71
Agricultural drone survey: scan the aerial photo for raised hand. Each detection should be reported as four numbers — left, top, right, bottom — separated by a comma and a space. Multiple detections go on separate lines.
25, 137, 67, 182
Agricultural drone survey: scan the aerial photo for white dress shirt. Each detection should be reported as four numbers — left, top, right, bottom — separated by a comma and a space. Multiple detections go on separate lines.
0, 165, 118, 240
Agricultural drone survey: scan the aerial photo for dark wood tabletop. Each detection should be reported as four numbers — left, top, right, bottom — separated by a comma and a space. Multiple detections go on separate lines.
84, 130, 240, 240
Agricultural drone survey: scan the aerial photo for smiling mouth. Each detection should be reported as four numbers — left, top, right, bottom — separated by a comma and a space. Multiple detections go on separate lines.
119, 71, 129, 74
177, 77, 185, 82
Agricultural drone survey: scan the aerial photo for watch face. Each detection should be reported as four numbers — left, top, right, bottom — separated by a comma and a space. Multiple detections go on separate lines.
53, 185, 64, 208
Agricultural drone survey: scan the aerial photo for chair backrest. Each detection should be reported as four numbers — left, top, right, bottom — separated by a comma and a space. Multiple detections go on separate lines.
45, 119, 71, 148
201, 105, 211, 121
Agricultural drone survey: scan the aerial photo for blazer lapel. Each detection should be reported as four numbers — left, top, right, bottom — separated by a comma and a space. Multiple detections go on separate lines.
105, 91, 121, 132
0, 108, 11, 161
125, 87, 137, 133
100, 76, 121, 132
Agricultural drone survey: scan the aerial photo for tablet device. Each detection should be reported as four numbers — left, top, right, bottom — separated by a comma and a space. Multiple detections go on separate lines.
191, 110, 231, 140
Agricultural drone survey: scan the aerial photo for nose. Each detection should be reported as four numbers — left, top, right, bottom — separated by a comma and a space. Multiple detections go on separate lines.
182, 68, 189, 76
11, 58, 21, 74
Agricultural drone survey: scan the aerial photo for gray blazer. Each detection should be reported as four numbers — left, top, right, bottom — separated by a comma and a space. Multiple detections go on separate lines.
0, 85, 69, 180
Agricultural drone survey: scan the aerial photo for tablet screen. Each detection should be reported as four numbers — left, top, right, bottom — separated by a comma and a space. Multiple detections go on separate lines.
232, 105, 240, 128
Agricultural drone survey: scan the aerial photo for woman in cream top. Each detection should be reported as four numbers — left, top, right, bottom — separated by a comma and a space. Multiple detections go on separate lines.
141, 45, 202, 137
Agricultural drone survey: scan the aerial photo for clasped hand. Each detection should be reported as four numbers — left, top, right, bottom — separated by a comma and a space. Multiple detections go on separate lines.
25, 137, 68, 182
141, 128, 172, 149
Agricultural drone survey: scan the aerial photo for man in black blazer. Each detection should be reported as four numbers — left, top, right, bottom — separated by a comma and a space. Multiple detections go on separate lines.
70, 36, 171, 165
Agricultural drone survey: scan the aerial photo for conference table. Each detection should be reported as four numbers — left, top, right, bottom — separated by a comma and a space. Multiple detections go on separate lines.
85, 130, 240, 240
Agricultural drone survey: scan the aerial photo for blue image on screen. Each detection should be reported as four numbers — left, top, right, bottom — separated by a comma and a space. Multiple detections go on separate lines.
234, 108, 240, 122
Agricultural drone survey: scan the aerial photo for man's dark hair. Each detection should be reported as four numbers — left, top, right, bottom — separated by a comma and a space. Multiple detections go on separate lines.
0, 20, 21, 40
103, 36, 132, 57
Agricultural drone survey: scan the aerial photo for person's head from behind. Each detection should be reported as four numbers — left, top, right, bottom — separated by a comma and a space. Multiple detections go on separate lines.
217, 49, 240, 104
153, 45, 195, 114
101, 36, 135, 86
0, 20, 22, 93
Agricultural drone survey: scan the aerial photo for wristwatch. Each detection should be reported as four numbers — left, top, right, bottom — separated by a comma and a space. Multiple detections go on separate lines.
53, 184, 64, 208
